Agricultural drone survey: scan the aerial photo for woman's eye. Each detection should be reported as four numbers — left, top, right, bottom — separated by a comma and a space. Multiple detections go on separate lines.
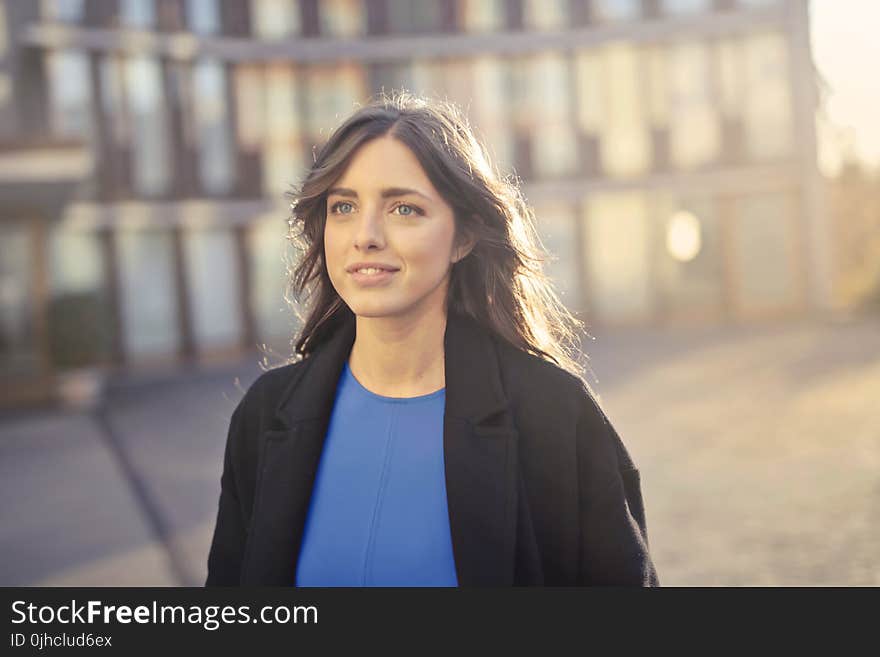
394, 204, 421, 216
331, 201, 354, 214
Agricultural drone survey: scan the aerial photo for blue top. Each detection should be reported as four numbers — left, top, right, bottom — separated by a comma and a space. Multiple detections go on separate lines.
295, 360, 458, 587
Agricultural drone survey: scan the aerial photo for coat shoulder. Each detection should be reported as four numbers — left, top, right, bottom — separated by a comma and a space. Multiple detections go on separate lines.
240, 359, 307, 413
491, 335, 598, 421
228, 359, 308, 446
490, 334, 635, 470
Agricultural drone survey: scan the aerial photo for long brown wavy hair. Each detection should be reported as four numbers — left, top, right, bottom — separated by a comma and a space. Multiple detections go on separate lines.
285, 91, 592, 390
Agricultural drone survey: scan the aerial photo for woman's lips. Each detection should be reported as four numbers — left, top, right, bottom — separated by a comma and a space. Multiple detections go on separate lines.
349, 268, 398, 286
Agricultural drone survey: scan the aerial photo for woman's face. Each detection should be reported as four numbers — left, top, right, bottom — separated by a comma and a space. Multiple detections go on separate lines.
324, 136, 463, 322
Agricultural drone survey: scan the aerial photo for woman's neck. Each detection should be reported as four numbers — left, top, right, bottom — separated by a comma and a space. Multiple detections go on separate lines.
348, 308, 447, 398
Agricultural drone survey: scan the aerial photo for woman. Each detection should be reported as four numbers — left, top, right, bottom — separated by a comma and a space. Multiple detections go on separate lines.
206, 92, 659, 587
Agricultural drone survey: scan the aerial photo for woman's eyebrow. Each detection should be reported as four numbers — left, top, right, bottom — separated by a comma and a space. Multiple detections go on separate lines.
327, 187, 432, 201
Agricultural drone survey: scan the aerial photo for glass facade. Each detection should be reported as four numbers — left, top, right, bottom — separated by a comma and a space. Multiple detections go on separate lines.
99, 55, 130, 148
185, 0, 222, 35
320, 0, 365, 37
184, 227, 242, 349
523, 0, 568, 30
599, 43, 652, 178
591, 0, 642, 23
534, 202, 580, 306
470, 55, 513, 173
668, 40, 721, 169
262, 65, 304, 196
652, 194, 725, 317
119, 0, 156, 29
8, 0, 815, 379
117, 226, 179, 359
661, 0, 714, 15
304, 63, 367, 140
530, 53, 578, 178
45, 50, 92, 139
742, 32, 794, 160
192, 59, 236, 194
250, 215, 295, 340
49, 228, 104, 296
387, 0, 445, 33
251, 0, 300, 39
0, 223, 38, 376
458, 0, 504, 32
584, 192, 653, 322
41, 0, 84, 23
733, 192, 800, 313
125, 55, 171, 196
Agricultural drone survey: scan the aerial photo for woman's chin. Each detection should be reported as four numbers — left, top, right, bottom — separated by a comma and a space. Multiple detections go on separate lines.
348, 301, 405, 319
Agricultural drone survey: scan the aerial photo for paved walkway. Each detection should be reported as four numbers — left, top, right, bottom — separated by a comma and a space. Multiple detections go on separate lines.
1, 316, 878, 586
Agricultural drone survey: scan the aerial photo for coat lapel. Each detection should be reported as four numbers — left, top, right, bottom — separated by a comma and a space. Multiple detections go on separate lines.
241, 311, 519, 586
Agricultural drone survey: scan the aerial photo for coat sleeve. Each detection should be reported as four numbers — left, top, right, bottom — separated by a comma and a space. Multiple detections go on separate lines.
205, 398, 248, 586
575, 395, 660, 586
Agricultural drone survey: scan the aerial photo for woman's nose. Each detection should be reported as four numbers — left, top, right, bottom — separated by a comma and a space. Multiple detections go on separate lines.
353, 207, 385, 249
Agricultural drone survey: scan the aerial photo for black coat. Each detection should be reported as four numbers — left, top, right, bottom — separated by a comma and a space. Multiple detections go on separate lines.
205, 310, 659, 586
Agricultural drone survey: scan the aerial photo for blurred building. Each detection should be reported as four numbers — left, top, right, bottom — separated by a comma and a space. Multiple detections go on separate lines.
0, 0, 827, 406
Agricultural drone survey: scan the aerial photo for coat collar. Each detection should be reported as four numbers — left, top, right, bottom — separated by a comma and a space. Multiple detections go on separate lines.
241, 310, 520, 586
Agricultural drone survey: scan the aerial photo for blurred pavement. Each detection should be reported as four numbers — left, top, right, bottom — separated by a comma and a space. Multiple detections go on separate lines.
1, 316, 878, 586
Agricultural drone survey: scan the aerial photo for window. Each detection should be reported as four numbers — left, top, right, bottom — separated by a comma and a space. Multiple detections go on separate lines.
531, 52, 571, 124
370, 61, 412, 97
184, 227, 242, 350
642, 45, 670, 128
49, 226, 104, 296
533, 123, 578, 179
250, 215, 295, 340
0, 223, 38, 376
533, 202, 580, 307
117, 226, 180, 358
41, 0, 84, 22
505, 55, 534, 131
742, 32, 793, 160
574, 50, 603, 135
598, 42, 652, 177
263, 65, 304, 196
530, 53, 577, 178
100, 55, 130, 146
234, 65, 266, 149
732, 192, 799, 313
661, 0, 713, 16
387, 0, 444, 33
125, 55, 171, 196
320, 0, 365, 37
458, 0, 504, 32
523, 0, 567, 30
584, 192, 652, 321
0, 4, 7, 54
437, 58, 473, 109
714, 38, 744, 120
192, 59, 235, 193
471, 56, 513, 172
667, 40, 721, 169
305, 63, 366, 140
119, 0, 155, 28
591, 0, 642, 23
45, 50, 92, 139
409, 58, 475, 103
651, 193, 724, 317
185, 0, 221, 35
251, 0, 300, 39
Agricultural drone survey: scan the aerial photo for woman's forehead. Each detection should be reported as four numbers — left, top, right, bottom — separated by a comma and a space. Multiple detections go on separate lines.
332, 139, 439, 200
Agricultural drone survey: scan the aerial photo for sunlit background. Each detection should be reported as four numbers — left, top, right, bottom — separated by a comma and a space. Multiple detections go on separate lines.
1, 0, 877, 586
